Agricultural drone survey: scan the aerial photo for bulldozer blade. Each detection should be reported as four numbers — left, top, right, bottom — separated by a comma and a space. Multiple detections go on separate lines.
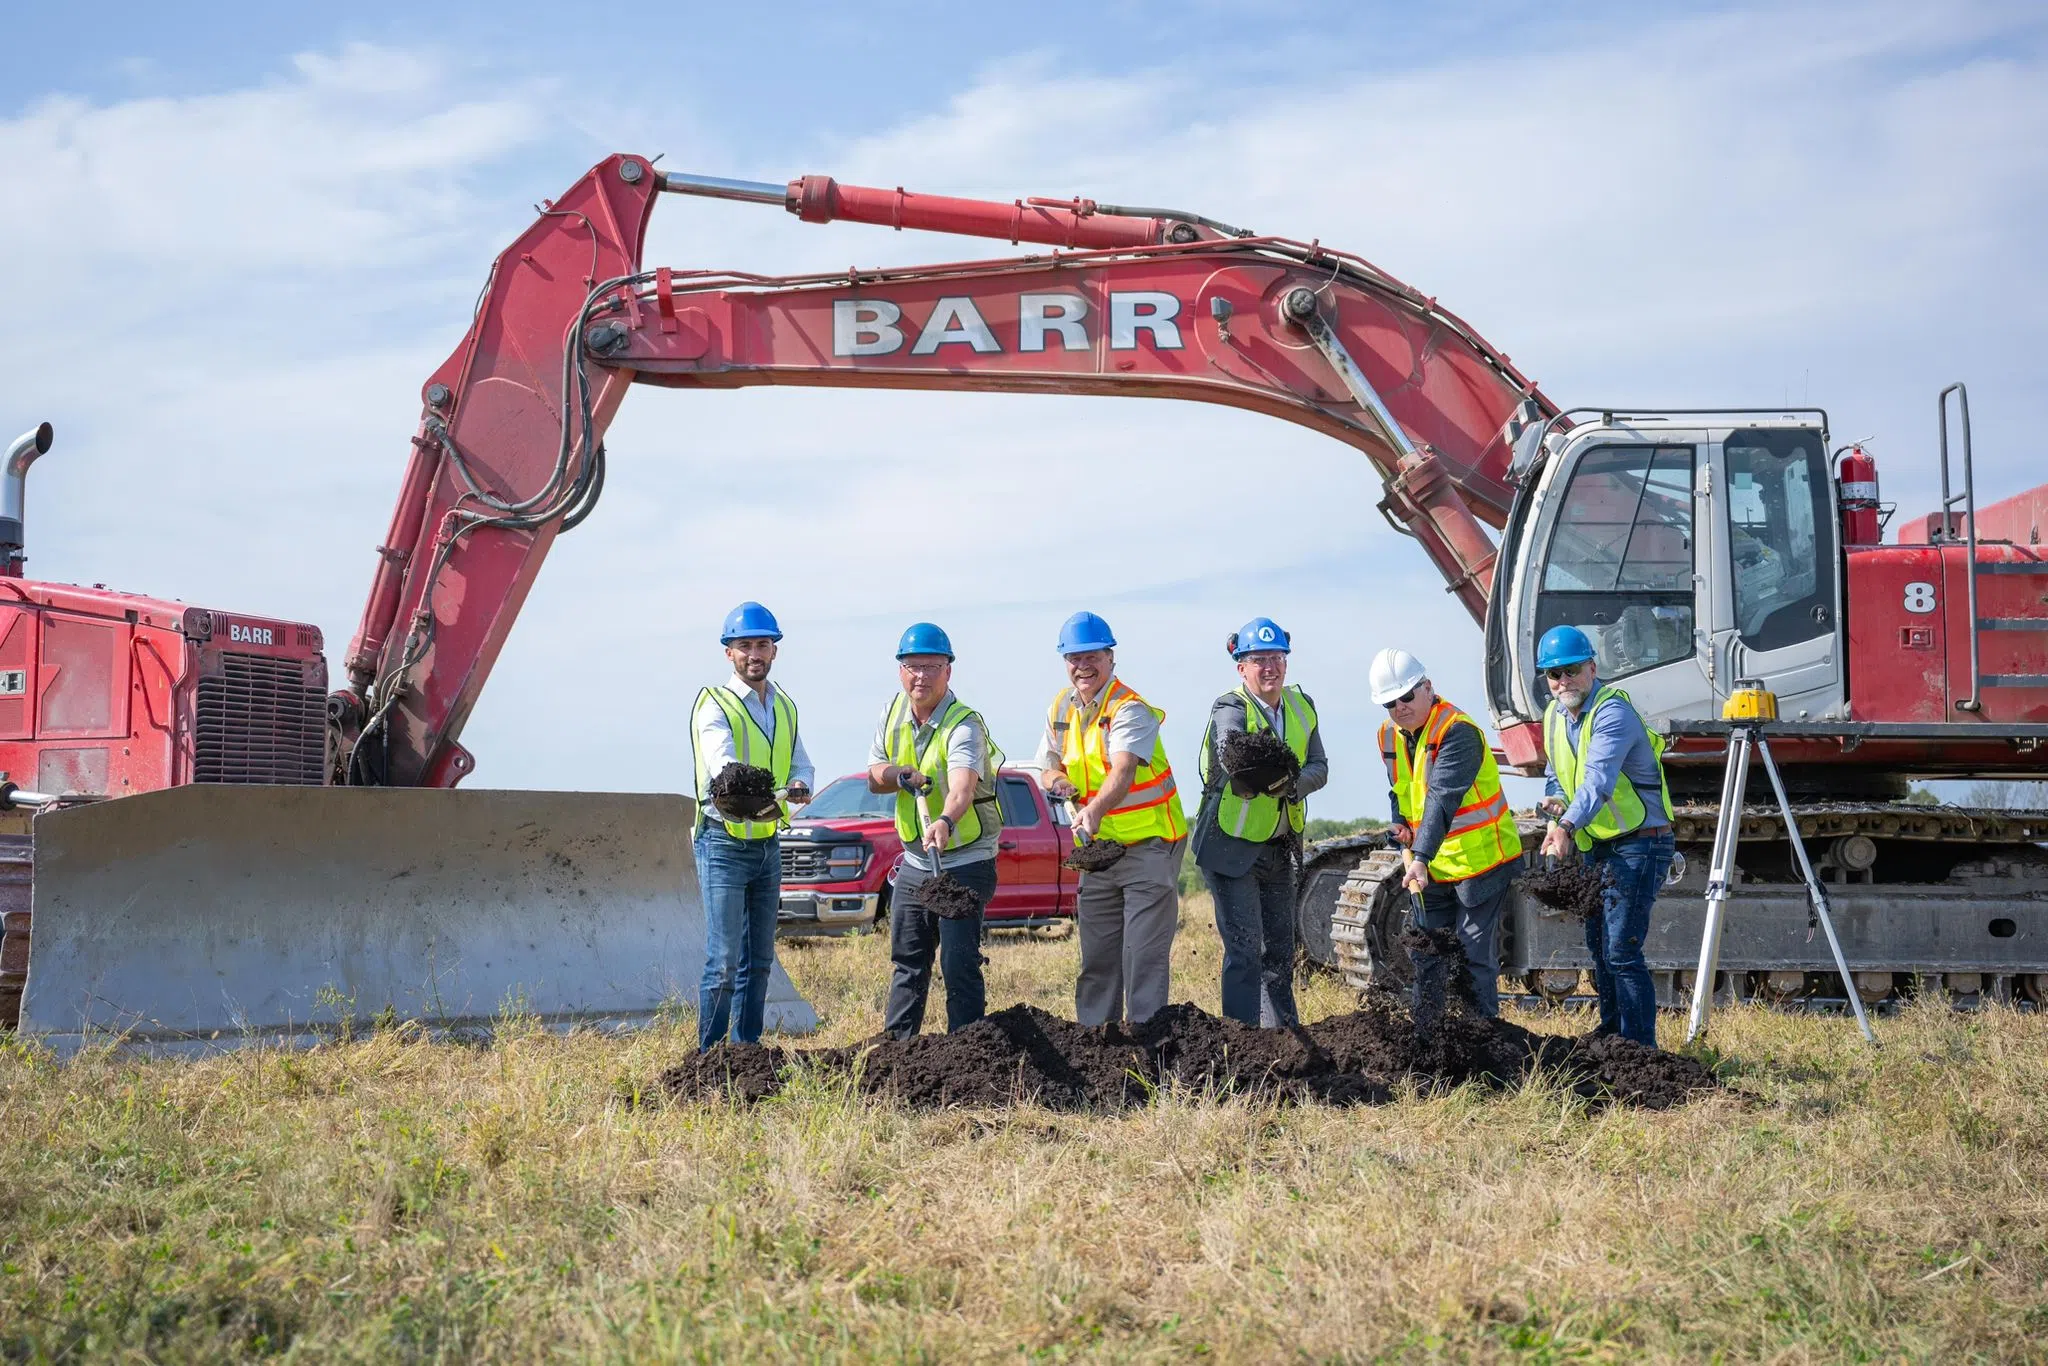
17, 785, 818, 1056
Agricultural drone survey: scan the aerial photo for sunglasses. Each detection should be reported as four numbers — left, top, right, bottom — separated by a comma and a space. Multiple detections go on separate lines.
1381, 686, 1420, 710
1543, 663, 1587, 682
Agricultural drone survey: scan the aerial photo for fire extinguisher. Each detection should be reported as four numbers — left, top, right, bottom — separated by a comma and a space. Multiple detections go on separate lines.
1836, 445, 1881, 546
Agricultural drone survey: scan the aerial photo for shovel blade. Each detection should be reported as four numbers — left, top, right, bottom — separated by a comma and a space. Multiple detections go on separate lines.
17, 785, 817, 1055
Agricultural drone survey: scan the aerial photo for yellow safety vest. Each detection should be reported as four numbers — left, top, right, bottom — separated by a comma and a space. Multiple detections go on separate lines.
1543, 683, 1674, 852
1379, 698, 1522, 882
1049, 678, 1187, 844
883, 692, 996, 850
691, 685, 798, 839
1199, 685, 1316, 843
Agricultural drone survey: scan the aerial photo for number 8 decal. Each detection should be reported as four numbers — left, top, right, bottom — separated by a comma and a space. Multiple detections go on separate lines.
1903, 581, 1937, 614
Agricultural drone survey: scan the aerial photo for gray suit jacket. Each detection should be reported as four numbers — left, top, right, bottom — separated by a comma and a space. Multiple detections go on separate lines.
1191, 689, 1329, 878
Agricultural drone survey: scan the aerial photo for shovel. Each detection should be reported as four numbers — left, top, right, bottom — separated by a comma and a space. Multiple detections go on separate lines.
1061, 800, 1126, 872
905, 775, 980, 920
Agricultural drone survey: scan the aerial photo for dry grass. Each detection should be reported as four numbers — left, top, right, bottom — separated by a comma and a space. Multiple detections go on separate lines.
2, 895, 2045, 1362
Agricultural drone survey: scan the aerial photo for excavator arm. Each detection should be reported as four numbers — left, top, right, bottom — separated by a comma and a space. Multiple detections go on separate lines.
341, 153, 1554, 787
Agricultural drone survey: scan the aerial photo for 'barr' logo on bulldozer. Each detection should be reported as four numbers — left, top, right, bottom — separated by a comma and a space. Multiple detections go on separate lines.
227, 622, 275, 646
832, 292, 1185, 358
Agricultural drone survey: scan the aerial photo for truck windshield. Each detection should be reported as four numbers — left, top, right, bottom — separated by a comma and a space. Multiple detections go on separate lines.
797, 777, 895, 819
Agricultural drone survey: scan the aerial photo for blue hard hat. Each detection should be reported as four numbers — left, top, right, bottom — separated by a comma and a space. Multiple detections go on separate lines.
1228, 617, 1290, 659
1057, 610, 1117, 655
895, 622, 954, 660
1536, 624, 1596, 669
720, 601, 783, 645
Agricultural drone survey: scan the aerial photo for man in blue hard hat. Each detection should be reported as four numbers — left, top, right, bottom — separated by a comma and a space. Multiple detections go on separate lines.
866, 622, 1001, 1038
1035, 610, 1189, 1026
1192, 617, 1328, 1027
689, 601, 814, 1051
1535, 624, 1675, 1046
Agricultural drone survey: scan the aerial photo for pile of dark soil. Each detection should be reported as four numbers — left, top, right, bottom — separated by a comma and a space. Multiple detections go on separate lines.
708, 764, 779, 820
678, 1040, 785, 1104
914, 871, 981, 920
658, 980, 1717, 1114
1220, 728, 1300, 795
1063, 838, 1126, 872
1404, 923, 1480, 1041
1518, 861, 1608, 918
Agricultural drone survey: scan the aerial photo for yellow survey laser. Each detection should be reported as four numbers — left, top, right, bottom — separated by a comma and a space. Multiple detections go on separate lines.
1721, 682, 1779, 721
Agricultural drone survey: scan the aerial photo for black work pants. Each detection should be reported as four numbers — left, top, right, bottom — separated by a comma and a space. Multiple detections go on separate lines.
883, 858, 995, 1039
1411, 865, 1510, 1019
1202, 839, 1299, 1027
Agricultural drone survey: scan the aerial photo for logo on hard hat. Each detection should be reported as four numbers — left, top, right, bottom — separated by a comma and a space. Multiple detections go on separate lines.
1257, 626, 1275, 643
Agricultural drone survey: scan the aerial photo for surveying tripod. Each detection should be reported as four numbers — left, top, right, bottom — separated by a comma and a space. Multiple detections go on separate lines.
1684, 682, 1878, 1046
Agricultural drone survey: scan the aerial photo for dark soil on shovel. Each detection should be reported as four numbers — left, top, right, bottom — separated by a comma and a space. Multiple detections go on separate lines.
1062, 839, 1126, 873
708, 764, 779, 820
1517, 861, 1609, 918
913, 872, 982, 920
659, 932, 1718, 1113
1220, 729, 1300, 793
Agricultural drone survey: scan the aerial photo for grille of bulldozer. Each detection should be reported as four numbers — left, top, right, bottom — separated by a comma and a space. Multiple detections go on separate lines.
194, 653, 326, 785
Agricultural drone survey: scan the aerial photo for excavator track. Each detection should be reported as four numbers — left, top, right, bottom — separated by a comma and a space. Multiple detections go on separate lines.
1326, 846, 1406, 993
1665, 801, 2048, 848
1300, 803, 2048, 1008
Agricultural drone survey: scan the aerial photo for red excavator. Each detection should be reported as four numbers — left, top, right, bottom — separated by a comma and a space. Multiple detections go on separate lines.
8, 154, 2044, 1047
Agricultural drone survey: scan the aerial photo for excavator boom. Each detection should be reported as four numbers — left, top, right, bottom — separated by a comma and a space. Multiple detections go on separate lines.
341, 154, 1552, 789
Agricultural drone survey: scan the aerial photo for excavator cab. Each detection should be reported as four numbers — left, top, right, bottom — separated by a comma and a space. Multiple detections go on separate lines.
1494, 414, 1845, 736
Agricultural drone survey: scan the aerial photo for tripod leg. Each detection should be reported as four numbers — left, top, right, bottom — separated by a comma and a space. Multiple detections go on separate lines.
1685, 729, 1751, 1046
1756, 738, 1878, 1045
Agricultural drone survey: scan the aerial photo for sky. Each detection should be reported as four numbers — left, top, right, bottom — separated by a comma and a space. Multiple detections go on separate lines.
4, 1, 2044, 815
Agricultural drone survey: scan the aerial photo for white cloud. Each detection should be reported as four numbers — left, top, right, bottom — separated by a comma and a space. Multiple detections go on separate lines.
2, 6, 2042, 818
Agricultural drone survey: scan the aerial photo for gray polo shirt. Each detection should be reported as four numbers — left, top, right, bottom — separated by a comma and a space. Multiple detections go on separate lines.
1032, 678, 1161, 772
867, 690, 998, 871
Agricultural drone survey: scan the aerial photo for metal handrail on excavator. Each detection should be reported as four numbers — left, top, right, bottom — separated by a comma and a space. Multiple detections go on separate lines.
1936, 382, 1981, 713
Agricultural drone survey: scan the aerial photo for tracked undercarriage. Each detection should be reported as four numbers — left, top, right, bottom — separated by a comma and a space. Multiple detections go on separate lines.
1299, 805, 2048, 1009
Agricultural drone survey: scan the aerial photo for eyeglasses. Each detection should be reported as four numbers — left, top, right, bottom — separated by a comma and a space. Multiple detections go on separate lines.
898, 661, 948, 676
1543, 663, 1587, 682
1381, 686, 1420, 710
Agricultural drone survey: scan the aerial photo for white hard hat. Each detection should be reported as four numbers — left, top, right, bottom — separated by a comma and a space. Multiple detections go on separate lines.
1368, 647, 1428, 705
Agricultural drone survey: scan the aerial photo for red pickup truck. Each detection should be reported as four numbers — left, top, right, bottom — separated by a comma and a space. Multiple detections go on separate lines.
777, 767, 1078, 937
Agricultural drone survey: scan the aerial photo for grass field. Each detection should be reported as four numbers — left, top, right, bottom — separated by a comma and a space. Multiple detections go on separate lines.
2, 897, 2045, 1362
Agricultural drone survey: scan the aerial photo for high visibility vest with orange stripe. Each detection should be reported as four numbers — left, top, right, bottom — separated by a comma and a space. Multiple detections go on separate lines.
1050, 678, 1188, 844
1379, 698, 1522, 883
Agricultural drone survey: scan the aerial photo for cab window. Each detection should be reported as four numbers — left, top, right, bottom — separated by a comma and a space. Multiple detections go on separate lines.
1536, 445, 1696, 682
1725, 429, 1834, 651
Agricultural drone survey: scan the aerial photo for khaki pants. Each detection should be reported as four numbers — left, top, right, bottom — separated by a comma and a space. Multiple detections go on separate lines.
1074, 837, 1183, 1026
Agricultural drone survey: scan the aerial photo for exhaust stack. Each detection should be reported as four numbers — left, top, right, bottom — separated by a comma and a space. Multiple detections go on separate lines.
1, 422, 52, 577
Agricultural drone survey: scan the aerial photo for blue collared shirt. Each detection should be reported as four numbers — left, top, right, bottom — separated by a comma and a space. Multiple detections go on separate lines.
1544, 678, 1669, 833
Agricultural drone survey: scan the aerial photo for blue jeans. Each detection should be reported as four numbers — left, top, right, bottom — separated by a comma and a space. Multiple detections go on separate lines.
694, 826, 781, 1050
1584, 826, 1674, 1047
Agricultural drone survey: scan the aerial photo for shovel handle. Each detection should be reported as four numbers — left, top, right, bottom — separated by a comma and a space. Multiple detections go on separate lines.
906, 782, 945, 876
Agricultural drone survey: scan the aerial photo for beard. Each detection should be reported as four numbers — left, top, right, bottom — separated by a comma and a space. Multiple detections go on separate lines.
1553, 681, 1590, 710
